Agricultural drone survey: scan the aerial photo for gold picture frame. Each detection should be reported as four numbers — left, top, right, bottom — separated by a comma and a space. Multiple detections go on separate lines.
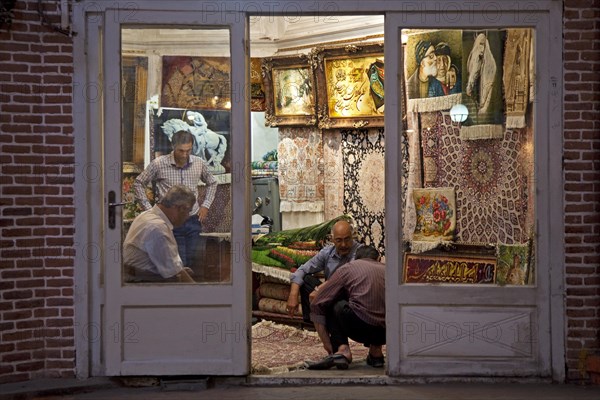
313, 43, 384, 129
262, 55, 317, 127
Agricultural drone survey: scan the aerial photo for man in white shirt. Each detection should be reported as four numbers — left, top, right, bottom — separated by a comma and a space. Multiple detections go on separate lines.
124, 185, 196, 283
133, 130, 218, 270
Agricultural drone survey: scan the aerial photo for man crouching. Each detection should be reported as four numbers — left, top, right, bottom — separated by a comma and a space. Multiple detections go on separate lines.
306, 245, 385, 370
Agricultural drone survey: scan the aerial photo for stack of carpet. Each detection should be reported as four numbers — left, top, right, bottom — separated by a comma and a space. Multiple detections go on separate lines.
254, 276, 303, 324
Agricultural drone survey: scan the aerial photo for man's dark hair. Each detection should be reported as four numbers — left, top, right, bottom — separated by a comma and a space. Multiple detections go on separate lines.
355, 245, 380, 261
171, 130, 194, 147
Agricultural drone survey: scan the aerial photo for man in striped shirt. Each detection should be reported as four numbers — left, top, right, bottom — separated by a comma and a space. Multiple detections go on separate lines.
306, 245, 386, 370
134, 131, 217, 271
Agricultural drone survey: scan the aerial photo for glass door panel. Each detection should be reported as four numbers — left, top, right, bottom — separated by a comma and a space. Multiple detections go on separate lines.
120, 27, 233, 285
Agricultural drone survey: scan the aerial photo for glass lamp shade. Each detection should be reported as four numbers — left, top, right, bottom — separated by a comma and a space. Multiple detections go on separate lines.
450, 104, 469, 123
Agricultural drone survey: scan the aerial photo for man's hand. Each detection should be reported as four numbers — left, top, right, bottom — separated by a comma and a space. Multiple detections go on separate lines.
198, 206, 209, 223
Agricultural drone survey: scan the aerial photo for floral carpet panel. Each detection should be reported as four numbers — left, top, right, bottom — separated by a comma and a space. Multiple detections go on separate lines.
251, 321, 371, 374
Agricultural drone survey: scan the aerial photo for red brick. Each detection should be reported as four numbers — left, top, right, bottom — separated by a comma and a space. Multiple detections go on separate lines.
15, 361, 45, 372
1, 353, 31, 363
3, 290, 33, 300
4, 310, 33, 320
33, 308, 59, 318
1, 269, 32, 279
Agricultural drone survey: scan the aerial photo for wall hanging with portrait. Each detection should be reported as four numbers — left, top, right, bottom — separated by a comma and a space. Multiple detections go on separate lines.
405, 30, 463, 113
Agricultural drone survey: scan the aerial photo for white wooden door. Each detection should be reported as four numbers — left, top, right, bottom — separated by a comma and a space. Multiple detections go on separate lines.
384, 6, 562, 378
101, 8, 251, 376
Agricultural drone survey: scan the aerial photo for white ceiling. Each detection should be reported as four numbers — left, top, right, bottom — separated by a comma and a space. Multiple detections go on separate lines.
122, 15, 384, 57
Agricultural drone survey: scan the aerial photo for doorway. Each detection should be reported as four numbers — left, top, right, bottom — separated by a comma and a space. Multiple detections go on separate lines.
247, 14, 387, 376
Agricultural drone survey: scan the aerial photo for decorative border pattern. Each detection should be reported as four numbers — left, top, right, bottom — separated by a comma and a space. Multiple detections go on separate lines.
403, 253, 496, 284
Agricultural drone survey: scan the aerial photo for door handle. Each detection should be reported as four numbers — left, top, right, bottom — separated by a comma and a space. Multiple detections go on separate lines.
108, 190, 131, 229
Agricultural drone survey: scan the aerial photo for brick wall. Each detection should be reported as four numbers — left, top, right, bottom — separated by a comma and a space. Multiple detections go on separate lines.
563, 0, 600, 383
0, 0, 599, 385
0, 0, 75, 383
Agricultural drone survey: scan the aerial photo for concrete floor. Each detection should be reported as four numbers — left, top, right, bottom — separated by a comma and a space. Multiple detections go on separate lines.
3, 376, 600, 400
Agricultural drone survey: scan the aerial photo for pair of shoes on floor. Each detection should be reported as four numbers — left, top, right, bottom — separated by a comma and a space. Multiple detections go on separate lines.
366, 354, 384, 368
305, 354, 350, 370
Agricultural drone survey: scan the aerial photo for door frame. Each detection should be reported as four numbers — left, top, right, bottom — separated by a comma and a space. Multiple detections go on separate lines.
384, 3, 564, 380
73, 3, 252, 376
73, 0, 564, 380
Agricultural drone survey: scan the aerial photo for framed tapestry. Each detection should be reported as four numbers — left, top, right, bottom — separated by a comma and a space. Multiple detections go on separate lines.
262, 55, 317, 127
404, 30, 463, 113
161, 56, 231, 110
313, 43, 384, 129
412, 187, 456, 242
250, 58, 266, 112
403, 253, 496, 285
460, 30, 505, 140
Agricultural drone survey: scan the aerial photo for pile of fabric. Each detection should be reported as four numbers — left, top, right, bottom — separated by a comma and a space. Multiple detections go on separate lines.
251, 149, 278, 177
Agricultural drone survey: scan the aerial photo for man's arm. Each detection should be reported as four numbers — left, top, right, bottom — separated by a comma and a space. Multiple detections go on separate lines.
197, 164, 217, 223
308, 280, 328, 303
199, 166, 217, 209
289, 246, 332, 286
144, 227, 187, 278
133, 164, 156, 211
313, 322, 333, 354
287, 248, 331, 315
286, 282, 301, 316
309, 268, 346, 323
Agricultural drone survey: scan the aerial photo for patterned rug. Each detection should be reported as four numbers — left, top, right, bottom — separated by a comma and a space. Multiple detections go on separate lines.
277, 127, 325, 213
419, 111, 533, 244
251, 320, 370, 374
341, 128, 386, 256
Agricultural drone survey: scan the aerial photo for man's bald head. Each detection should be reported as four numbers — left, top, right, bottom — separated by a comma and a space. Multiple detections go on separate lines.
331, 220, 354, 256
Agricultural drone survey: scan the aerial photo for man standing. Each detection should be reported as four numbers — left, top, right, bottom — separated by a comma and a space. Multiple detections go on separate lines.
406, 40, 445, 99
124, 185, 196, 283
306, 246, 386, 370
134, 130, 217, 270
286, 220, 362, 323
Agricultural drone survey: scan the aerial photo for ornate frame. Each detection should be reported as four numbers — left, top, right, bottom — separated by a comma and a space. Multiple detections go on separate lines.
262, 54, 317, 127
312, 43, 384, 129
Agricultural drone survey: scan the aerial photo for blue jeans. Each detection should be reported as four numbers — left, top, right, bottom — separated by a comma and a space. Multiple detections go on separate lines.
172, 215, 202, 268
